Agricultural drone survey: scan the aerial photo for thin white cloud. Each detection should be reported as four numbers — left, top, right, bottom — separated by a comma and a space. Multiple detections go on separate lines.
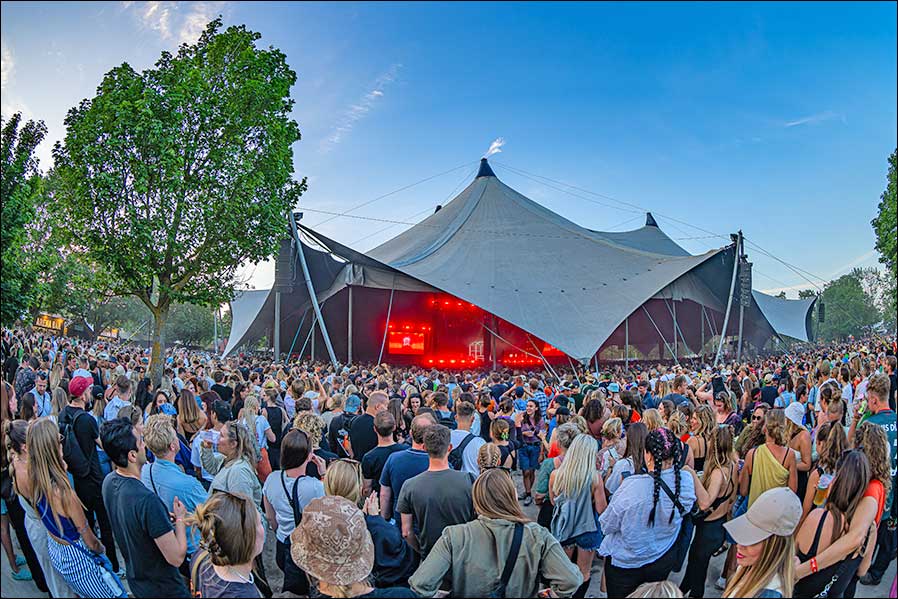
483, 137, 505, 158
1, 40, 14, 88
320, 63, 402, 153
140, 1, 173, 40
178, 2, 230, 45
784, 110, 841, 128
120, 1, 230, 45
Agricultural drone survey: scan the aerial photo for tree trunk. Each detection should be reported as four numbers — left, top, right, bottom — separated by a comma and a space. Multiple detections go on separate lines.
148, 305, 169, 387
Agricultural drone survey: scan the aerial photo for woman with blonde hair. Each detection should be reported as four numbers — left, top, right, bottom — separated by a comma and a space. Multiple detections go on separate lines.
534, 423, 582, 529
687, 404, 715, 474
5, 419, 74, 596
319, 455, 418, 590
189, 491, 264, 598
680, 426, 739, 598
550, 434, 607, 598
741, 409, 797, 508
49, 387, 68, 421
642, 408, 663, 432
324, 459, 365, 508
597, 417, 624, 477
239, 395, 275, 481
201, 420, 263, 509
477, 442, 503, 471
27, 418, 126, 597
411, 468, 582, 597
723, 487, 803, 598
48, 361, 64, 391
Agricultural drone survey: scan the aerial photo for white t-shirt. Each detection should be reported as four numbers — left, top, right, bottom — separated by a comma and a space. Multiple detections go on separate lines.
262, 471, 324, 542
449, 428, 486, 476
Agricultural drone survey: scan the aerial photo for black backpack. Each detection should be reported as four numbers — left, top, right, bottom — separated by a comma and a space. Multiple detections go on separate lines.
59, 411, 91, 479
448, 433, 476, 470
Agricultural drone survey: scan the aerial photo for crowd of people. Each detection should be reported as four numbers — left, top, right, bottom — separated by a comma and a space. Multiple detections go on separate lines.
0, 326, 896, 598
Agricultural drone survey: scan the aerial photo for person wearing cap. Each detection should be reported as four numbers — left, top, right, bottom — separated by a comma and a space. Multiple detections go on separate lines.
291, 495, 416, 598
722, 487, 803, 598
59, 375, 122, 576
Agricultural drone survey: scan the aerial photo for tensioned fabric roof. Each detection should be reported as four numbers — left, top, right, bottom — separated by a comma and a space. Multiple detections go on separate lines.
367, 159, 731, 361
224, 158, 814, 358
586, 210, 816, 343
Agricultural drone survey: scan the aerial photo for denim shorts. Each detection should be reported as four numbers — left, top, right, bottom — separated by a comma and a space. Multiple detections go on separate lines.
519, 443, 541, 471
563, 511, 604, 551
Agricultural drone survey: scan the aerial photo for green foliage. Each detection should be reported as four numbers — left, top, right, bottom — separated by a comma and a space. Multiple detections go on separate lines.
49, 18, 305, 379
164, 303, 215, 347
872, 148, 897, 309
1, 113, 47, 325
816, 268, 883, 341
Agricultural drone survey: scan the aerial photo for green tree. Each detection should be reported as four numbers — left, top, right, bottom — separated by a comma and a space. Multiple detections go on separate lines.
872, 148, 897, 309
816, 269, 882, 341
1, 113, 48, 324
50, 18, 305, 382
164, 303, 215, 347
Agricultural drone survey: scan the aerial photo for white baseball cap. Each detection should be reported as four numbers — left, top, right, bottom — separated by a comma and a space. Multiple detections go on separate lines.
784, 402, 805, 428
724, 487, 802, 546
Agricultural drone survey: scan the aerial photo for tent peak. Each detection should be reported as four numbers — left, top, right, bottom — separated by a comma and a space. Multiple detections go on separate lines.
645, 212, 659, 227
476, 158, 496, 178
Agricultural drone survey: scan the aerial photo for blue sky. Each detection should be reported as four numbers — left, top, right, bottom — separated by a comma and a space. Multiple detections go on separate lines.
2, 1, 895, 296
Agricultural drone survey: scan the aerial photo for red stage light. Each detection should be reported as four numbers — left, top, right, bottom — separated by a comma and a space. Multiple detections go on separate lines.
439, 359, 445, 364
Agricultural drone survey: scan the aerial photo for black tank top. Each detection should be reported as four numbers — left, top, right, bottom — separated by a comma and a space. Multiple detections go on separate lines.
265, 406, 284, 447
793, 511, 864, 599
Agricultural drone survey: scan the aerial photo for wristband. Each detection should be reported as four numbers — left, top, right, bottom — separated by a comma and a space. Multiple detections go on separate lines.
810, 557, 818, 574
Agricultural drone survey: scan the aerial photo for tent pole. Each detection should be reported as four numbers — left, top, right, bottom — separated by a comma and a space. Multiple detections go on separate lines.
274, 291, 281, 362
377, 282, 395, 365
491, 315, 498, 372
672, 300, 677, 361
347, 286, 353, 365
625, 317, 629, 371
700, 305, 705, 358
715, 234, 741, 367
286, 309, 309, 361
299, 313, 316, 361
311, 319, 316, 362
641, 305, 679, 365
289, 211, 338, 369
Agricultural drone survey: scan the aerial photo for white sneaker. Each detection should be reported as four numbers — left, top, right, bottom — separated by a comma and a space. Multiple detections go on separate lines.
715, 576, 727, 591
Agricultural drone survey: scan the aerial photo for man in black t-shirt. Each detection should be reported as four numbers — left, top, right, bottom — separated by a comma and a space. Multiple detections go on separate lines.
101, 418, 189, 598
210, 370, 233, 405
361, 411, 407, 496
349, 391, 389, 459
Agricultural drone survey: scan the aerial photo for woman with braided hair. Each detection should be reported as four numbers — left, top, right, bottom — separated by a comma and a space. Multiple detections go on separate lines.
598, 427, 696, 597
189, 491, 265, 597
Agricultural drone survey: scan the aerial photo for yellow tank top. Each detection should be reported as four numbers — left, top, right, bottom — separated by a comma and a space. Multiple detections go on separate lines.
748, 444, 789, 507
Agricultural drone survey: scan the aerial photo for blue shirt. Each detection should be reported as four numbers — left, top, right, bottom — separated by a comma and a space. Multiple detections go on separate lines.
379, 448, 430, 519
662, 393, 689, 407
29, 389, 52, 419
104, 396, 131, 422
140, 458, 207, 555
